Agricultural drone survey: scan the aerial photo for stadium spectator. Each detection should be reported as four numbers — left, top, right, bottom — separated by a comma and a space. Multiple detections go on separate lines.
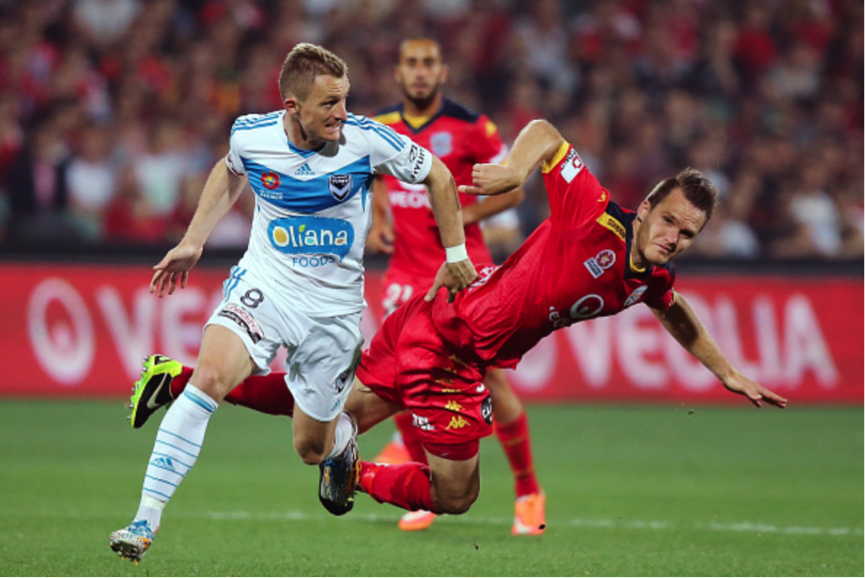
5, 120, 75, 245
0, 0, 859, 260
66, 125, 117, 240
103, 166, 167, 245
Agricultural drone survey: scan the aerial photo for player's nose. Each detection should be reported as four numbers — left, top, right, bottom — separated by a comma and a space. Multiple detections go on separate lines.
333, 100, 348, 120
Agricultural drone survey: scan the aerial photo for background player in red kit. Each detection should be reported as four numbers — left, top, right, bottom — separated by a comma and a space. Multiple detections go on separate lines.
367, 38, 543, 534
130, 119, 786, 528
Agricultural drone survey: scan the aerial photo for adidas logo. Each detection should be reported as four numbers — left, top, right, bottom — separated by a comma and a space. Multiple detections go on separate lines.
295, 163, 314, 176
151, 457, 176, 472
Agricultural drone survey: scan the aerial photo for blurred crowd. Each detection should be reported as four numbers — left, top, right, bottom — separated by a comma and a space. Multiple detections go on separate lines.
0, 0, 861, 259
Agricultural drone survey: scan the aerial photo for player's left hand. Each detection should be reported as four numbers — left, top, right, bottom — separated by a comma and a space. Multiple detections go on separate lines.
425, 260, 478, 303
458, 164, 524, 196
722, 371, 788, 408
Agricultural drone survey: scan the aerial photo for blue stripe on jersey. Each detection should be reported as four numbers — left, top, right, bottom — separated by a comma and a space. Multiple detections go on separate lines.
242, 156, 372, 213
344, 115, 403, 152
286, 138, 325, 159
349, 116, 403, 150
234, 112, 281, 127
231, 121, 278, 135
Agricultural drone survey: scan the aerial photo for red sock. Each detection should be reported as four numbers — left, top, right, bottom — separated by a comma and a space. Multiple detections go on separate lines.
394, 411, 428, 465
173, 366, 294, 417
495, 411, 541, 497
169, 366, 194, 398
225, 373, 295, 417
359, 461, 435, 513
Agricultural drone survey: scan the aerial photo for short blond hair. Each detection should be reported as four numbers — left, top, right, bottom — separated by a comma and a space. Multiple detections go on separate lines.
278, 43, 348, 101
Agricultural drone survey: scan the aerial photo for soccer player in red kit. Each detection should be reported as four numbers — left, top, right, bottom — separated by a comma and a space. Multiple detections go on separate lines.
129, 119, 787, 527
366, 38, 542, 534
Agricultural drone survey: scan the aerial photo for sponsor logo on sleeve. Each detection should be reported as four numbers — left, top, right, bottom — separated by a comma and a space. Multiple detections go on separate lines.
217, 303, 265, 343
561, 149, 585, 183
328, 174, 352, 201
596, 213, 627, 242
408, 143, 427, 181
226, 154, 242, 175
623, 286, 648, 308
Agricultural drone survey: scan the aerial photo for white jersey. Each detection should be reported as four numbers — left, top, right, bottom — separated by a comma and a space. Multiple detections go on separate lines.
225, 110, 433, 316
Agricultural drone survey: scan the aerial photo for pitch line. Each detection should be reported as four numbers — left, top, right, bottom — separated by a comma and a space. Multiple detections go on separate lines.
206, 510, 863, 537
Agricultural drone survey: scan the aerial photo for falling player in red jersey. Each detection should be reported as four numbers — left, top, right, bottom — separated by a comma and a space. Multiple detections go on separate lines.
129, 119, 787, 530
366, 38, 543, 534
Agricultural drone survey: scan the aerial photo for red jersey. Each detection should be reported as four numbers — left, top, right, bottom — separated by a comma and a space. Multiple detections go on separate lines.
430, 142, 677, 369
372, 99, 507, 284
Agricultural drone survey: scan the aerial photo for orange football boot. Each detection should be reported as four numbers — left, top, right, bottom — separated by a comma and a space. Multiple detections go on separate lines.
398, 510, 437, 531
512, 493, 546, 536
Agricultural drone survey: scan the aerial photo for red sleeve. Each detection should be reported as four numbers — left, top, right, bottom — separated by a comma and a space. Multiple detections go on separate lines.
541, 142, 609, 231
470, 115, 507, 164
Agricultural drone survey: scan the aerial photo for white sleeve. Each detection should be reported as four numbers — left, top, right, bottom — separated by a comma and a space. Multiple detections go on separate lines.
366, 121, 433, 184
225, 120, 247, 176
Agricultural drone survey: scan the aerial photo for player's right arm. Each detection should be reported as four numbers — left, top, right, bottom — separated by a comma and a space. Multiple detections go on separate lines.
366, 176, 394, 254
458, 120, 564, 197
650, 294, 788, 408
423, 155, 478, 301
150, 159, 247, 297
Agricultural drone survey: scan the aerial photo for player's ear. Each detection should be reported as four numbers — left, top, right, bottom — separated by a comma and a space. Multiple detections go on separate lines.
284, 96, 300, 115
637, 200, 651, 221
440, 63, 449, 84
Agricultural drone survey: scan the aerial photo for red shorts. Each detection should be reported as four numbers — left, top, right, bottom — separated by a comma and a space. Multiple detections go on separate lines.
356, 295, 494, 460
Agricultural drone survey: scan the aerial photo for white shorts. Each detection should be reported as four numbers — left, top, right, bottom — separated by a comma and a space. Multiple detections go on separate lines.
206, 267, 363, 422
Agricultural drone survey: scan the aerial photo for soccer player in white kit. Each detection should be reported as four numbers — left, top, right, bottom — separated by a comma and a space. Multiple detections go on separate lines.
110, 43, 477, 563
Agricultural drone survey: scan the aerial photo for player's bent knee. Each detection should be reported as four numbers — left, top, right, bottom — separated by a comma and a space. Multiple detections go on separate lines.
188, 364, 234, 402
431, 488, 479, 515
293, 438, 328, 465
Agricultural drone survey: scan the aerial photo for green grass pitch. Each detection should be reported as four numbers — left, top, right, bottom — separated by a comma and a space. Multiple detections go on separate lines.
0, 401, 861, 576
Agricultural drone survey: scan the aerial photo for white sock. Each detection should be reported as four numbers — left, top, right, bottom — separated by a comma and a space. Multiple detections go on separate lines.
326, 413, 356, 459
135, 496, 165, 533
136, 384, 218, 531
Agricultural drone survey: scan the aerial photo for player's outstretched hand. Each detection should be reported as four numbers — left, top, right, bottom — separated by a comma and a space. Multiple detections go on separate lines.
425, 260, 478, 303
458, 164, 524, 196
150, 243, 204, 298
722, 371, 788, 408
366, 221, 395, 255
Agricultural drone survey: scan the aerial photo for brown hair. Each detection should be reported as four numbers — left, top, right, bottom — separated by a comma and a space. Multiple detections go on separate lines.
645, 167, 719, 223
278, 43, 348, 101
398, 37, 443, 62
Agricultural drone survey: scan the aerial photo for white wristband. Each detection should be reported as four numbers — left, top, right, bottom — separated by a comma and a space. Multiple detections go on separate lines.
445, 244, 469, 263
